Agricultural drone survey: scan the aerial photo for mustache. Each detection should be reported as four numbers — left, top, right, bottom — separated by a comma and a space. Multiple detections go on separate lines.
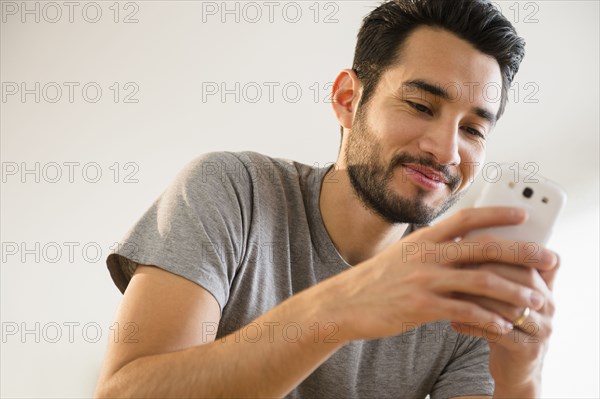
389, 152, 461, 190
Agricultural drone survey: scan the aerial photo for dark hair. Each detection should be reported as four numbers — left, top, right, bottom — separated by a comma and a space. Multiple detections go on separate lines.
348, 0, 525, 127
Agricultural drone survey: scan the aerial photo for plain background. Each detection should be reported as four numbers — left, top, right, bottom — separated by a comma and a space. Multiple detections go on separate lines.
1, 1, 598, 397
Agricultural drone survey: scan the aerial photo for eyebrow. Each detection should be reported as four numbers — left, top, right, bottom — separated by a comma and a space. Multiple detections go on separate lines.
399, 79, 497, 126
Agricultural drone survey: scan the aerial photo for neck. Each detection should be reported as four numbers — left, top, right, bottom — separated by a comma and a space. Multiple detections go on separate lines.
319, 164, 409, 266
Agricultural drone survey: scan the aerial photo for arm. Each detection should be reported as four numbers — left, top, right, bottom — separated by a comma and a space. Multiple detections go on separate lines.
96, 207, 557, 397
94, 265, 346, 398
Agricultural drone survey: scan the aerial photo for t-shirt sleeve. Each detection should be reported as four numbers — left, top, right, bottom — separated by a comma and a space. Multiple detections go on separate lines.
106, 151, 252, 313
430, 335, 494, 398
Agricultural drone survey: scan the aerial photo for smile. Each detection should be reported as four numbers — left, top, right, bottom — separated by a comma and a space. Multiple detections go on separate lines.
401, 164, 448, 190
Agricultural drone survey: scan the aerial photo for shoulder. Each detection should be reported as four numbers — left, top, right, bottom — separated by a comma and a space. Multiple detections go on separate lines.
181, 150, 303, 179
184, 150, 318, 187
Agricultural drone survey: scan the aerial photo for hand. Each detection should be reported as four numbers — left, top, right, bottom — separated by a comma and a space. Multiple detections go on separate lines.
452, 254, 560, 393
325, 207, 557, 342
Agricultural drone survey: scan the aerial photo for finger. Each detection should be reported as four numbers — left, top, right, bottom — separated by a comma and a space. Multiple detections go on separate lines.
454, 294, 541, 324
436, 269, 544, 310
423, 207, 527, 242
450, 237, 558, 271
432, 296, 514, 333
453, 308, 550, 342
461, 263, 551, 298
539, 252, 561, 290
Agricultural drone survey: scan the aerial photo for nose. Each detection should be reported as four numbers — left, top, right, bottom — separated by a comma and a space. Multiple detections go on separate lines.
417, 120, 461, 166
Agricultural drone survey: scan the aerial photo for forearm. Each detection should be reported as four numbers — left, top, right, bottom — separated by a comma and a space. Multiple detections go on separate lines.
490, 346, 545, 398
493, 375, 541, 398
95, 284, 347, 398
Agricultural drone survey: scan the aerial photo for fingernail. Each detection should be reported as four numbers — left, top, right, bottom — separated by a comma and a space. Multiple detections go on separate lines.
542, 250, 557, 267
500, 319, 514, 333
530, 291, 544, 309
512, 208, 527, 221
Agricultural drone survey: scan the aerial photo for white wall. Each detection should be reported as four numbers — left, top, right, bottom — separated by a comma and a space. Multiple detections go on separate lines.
1, 1, 598, 397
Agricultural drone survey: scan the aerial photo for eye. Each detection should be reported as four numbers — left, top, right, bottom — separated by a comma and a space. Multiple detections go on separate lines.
407, 101, 433, 116
463, 126, 485, 139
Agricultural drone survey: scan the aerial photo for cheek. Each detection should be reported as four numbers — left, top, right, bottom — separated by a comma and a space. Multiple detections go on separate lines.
379, 113, 427, 144
458, 143, 486, 182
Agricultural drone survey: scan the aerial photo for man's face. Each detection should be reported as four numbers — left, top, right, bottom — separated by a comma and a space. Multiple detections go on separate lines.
345, 27, 503, 224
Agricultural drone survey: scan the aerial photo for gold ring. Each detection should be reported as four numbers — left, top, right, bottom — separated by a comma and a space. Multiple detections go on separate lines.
512, 307, 531, 328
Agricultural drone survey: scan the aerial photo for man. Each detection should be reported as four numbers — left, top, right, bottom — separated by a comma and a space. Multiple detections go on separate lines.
95, 0, 559, 397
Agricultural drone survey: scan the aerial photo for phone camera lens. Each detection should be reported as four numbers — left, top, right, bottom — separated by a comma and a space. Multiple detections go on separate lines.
523, 187, 534, 198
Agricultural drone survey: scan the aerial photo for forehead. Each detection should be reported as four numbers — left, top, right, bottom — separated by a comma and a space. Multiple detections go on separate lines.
379, 26, 503, 112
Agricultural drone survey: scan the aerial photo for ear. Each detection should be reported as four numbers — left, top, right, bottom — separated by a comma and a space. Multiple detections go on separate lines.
331, 68, 363, 130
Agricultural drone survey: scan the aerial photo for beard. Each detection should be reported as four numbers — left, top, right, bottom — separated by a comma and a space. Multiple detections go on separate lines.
345, 108, 464, 225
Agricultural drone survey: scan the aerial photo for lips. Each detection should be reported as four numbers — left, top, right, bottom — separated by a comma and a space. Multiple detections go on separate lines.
402, 164, 449, 184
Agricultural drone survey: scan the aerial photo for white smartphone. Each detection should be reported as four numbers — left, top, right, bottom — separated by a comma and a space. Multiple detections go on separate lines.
463, 164, 567, 245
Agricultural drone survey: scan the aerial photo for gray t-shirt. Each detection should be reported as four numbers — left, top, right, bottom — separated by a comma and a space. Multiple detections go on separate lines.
107, 150, 494, 398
